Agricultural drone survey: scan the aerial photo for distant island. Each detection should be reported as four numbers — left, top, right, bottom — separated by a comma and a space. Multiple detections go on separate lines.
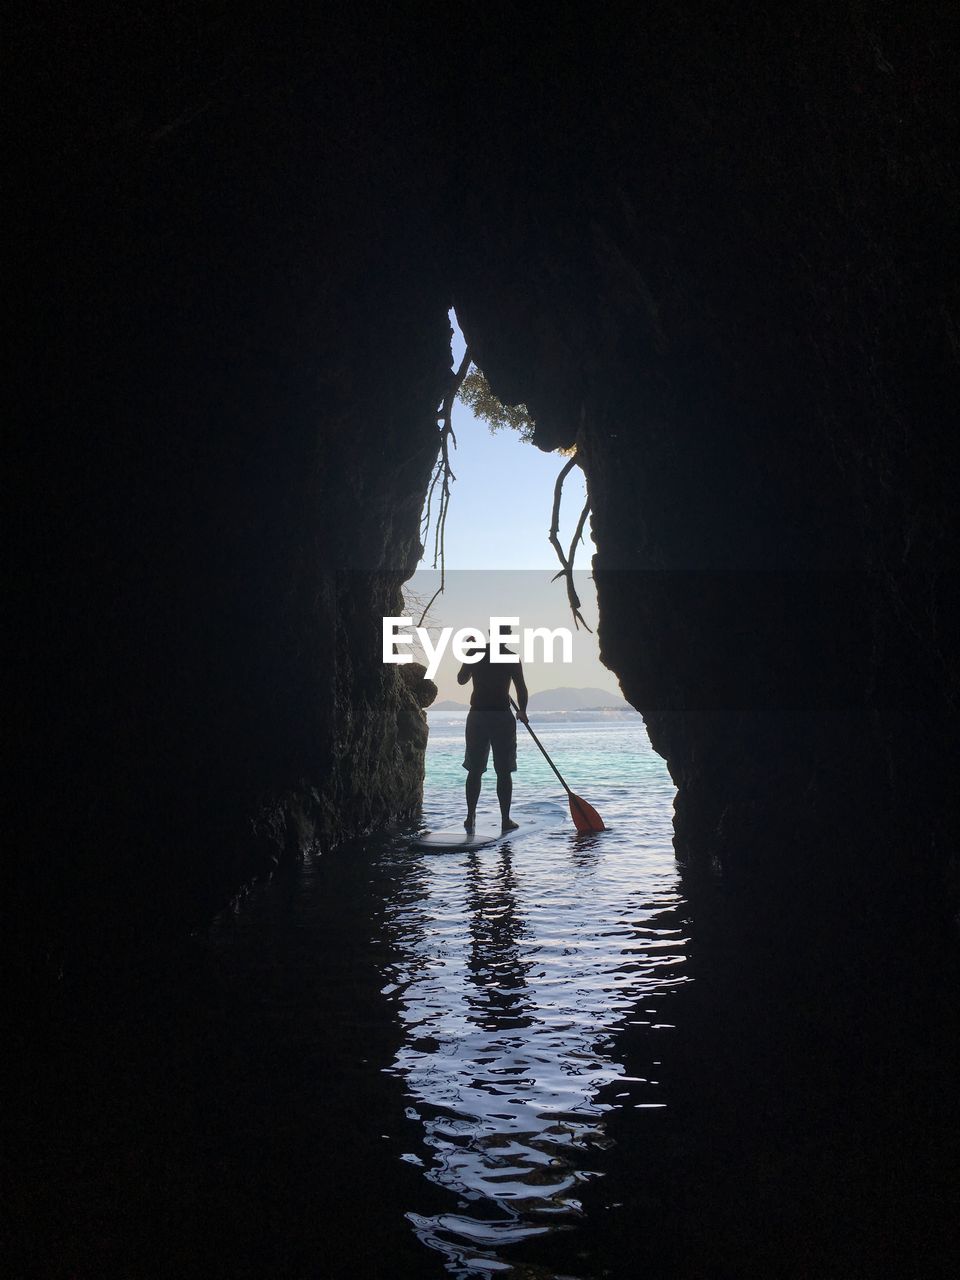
527, 704, 641, 724
429, 687, 638, 723
528, 687, 626, 712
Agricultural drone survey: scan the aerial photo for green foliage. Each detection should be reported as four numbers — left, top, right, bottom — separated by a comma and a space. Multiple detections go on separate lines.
458, 367, 536, 442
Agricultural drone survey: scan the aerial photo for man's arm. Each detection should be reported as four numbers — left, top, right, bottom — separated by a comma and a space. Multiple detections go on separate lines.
456, 662, 474, 686
457, 644, 485, 685
513, 663, 529, 723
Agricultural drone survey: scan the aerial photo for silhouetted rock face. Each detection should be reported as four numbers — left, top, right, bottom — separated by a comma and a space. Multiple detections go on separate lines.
401, 663, 439, 710
8, 5, 958, 975
440, 6, 959, 953
9, 7, 455, 974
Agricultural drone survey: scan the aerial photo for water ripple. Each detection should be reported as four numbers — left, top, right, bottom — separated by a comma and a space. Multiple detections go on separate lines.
376, 719, 686, 1277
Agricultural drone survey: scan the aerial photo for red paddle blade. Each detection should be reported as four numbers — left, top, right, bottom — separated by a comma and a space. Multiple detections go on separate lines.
569, 792, 605, 833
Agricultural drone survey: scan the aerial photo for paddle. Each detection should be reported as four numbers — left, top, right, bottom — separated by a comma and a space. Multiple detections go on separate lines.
510, 698, 606, 833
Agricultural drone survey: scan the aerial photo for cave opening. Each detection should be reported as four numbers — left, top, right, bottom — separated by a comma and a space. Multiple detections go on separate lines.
405, 309, 678, 830
9, 5, 960, 1276
371, 306, 691, 1271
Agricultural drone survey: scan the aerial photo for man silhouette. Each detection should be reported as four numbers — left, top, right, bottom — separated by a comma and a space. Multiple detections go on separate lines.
457, 637, 529, 832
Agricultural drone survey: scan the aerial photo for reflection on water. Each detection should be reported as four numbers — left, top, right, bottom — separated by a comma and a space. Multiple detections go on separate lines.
376, 720, 686, 1277
18, 721, 959, 1277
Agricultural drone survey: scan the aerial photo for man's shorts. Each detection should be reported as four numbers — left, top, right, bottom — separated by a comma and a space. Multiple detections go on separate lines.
463, 706, 517, 774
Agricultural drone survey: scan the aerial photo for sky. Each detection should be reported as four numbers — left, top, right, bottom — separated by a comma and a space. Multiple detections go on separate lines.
403, 312, 620, 702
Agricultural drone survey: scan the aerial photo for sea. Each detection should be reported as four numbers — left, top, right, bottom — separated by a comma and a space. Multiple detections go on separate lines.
23, 710, 958, 1277
377, 710, 688, 1276
191, 712, 688, 1278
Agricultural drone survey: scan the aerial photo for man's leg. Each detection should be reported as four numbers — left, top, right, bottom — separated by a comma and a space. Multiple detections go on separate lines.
496, 768, 518, 831
491, 709, 519, 831
465, 770, 483, 832
463, 707, 488, 832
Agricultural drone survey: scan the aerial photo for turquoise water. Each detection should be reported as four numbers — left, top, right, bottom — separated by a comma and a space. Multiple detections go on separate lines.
376, 714, 688, 1276
420, 714, 676, 832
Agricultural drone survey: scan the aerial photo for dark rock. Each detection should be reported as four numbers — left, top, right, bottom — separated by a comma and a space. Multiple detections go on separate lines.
400, 661, 438, 709
6, 9, 960, 1276
7, 4, 958, 986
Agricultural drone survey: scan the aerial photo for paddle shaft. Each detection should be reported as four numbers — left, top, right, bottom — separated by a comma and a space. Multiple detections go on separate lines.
509, 697, 573, 795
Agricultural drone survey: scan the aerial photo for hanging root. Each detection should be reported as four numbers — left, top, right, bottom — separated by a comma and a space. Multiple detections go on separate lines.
418, 346, 472, 626
549, 455, 593, 632
420, 348, 592, 633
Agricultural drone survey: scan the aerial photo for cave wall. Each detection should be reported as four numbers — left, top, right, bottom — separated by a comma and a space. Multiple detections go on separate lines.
436, 3, 959, 951
8, 4, 959, 980
8, 6, 452, 977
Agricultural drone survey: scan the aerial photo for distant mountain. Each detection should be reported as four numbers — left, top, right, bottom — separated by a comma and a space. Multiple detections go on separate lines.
529, 704, 640, 724
526, 687, 625, 712
428, 687, 626, 715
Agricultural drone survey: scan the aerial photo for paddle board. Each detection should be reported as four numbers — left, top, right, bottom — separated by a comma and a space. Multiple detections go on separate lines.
410, 816, 549, 852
